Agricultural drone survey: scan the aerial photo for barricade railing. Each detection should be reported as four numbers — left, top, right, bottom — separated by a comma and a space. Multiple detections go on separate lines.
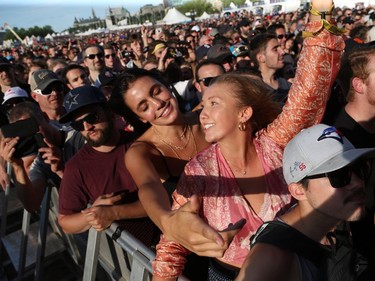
83, 221, 190, 281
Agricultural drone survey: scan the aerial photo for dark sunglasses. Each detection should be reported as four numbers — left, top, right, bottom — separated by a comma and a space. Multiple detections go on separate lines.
36, 83, 64, 96
70, 111, 101, 131
198, 77, 216, 87
305, 162, 370, 188
277, 34, 287, 39
85, 53, 104, 60
105, 53, 116, 59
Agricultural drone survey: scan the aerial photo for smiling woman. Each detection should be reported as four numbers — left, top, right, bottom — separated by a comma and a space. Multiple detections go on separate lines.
150, 2, 345, 278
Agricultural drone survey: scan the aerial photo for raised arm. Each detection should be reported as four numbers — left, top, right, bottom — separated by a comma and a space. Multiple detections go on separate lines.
0, 136, 46, 212
265, 0, 344, 148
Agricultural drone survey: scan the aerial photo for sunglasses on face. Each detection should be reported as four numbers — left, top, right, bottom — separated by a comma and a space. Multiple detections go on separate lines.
85, 53, 104, 60
35, 83, 64, 96
70, 111, 102, 131
105, 53, 116, 59
305, 162, 370, 188
277, 34, 287, 39
198, 76, 216, 87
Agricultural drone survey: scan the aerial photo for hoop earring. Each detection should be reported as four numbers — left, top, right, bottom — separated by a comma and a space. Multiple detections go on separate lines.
238, 122, 247, 131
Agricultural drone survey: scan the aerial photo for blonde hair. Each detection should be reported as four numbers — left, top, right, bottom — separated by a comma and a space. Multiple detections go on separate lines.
212, 73, 281, 134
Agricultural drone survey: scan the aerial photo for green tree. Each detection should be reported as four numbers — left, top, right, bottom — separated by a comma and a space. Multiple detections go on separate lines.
4, 25, 54, 41
177, 0, 218, 18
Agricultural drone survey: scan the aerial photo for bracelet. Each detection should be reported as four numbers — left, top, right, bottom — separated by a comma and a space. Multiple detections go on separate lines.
302, 20, 345, 37
309, 4, 334, 19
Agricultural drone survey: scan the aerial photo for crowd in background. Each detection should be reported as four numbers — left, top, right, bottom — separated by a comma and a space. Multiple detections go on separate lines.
1, 1, 375, 280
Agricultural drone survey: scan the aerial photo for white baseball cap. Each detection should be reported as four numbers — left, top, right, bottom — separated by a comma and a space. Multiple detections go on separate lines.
283, 124, 375, 184
2, 87, 29, 104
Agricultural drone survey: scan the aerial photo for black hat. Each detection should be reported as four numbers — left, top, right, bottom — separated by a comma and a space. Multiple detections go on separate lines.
59, 85, 106, 123
195, 44, 211, 61
207, 44, 233, 63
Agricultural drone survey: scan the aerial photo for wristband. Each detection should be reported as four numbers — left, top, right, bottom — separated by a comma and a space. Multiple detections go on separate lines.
302, 20, 345, 37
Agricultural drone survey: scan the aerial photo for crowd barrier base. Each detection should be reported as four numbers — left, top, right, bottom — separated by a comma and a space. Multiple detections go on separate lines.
83, 222, 190, 281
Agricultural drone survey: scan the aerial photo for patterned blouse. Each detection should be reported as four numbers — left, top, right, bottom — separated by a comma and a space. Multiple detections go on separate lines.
153, 21, 345, 279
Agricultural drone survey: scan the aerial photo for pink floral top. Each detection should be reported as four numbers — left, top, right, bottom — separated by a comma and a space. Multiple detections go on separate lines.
153, 22, 345, 279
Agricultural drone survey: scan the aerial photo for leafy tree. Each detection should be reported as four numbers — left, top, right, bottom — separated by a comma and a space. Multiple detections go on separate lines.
4, 25, 54, 40
177, 0, 218, 18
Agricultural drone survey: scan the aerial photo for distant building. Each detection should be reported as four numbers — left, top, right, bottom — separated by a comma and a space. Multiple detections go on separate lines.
140, 4, 164, 15
73, 8, 104, 29
105, 7, 131, 27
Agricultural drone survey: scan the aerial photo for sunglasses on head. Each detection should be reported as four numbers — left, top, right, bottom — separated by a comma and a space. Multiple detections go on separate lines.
198, 76, 216, 87
85, 53, 104, 60
35, 83, 64, 96
305, 161, 370, 188
70, 111, 102, 131
105, 53, 116, 59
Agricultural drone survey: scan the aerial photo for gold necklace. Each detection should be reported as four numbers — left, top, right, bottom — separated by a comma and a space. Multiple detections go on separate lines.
226, 160, 247, 175
161, 126, 198, 160
153, 124, 189, 150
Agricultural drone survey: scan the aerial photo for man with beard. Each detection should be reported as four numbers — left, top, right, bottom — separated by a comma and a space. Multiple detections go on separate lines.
249, 33, 291, 105
57, 86, 156, 246
82, 44, 105, 86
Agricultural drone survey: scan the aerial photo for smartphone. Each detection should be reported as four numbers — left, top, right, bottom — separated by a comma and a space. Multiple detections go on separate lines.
1, 118, 40, 158
34, 133, 48, 148
1, 117, 39, 138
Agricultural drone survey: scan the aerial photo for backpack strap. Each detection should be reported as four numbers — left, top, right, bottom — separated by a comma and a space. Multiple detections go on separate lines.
251, 221, 330, 266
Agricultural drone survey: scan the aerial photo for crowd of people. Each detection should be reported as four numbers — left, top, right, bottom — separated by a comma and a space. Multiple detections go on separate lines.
1, 0, 375, 280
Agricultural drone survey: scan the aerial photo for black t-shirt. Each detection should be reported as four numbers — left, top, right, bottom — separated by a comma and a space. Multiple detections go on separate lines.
332, 108, 375, 265
333, 109, 375, 149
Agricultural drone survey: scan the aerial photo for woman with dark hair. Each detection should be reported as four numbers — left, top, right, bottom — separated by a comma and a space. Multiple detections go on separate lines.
110, 2, 344, 278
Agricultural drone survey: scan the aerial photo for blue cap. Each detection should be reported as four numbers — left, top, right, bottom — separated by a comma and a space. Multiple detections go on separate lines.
59, 85, 106, 123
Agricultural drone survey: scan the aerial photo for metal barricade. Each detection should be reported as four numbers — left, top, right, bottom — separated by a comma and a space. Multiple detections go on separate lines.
83, 222, 190, 281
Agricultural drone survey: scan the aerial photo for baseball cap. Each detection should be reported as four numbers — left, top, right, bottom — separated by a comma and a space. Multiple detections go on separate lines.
283, 124, 375, 184
191, 25, 200, 32
2, 87, 29, 105
207, 44, 233, 63
195, 44, 211, 61
208, 28, 219, 37
30, 69, 62, 92
152, 43, 166, 55
343, 17, 354, 24
59, 85, 106, 123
